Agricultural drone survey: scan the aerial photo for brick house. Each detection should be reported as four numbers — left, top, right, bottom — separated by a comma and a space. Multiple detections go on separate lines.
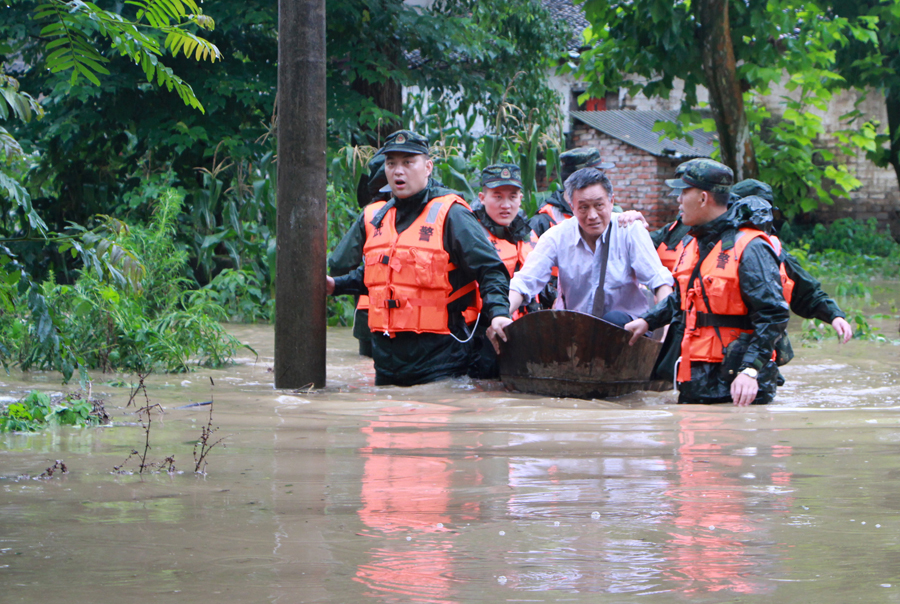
541, 0, 900, 232
568, 110, 716, 229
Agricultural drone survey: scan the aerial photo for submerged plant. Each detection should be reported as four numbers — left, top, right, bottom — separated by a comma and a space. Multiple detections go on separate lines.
193, 381, 225, 474
0, 390, 107, 432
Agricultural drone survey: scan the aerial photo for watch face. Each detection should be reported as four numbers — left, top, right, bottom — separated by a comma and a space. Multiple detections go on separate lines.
741, 367, 758, 378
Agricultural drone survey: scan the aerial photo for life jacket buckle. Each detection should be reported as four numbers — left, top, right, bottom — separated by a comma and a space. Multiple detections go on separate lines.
386, 299, 400, 309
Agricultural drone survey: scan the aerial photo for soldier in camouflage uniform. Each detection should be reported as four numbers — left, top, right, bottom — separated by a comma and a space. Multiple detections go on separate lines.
326, 130, 511, 385
625, 158, 789, 406
729, 178, 852, 344
328, 154, 392, 357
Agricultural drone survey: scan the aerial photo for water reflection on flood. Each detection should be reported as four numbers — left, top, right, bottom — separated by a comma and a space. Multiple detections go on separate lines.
2, 324, 900, 603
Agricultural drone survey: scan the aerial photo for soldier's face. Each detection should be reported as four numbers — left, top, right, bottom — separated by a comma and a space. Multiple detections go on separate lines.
678, 187, 707, 226
385, 152, 433, 199
572, 184, 613, 240
478, 185, 522, 226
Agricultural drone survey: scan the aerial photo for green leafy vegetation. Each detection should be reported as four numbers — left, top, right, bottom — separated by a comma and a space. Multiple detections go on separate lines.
781, 218, 900, 344
572, 0, 886, 218
0, 390, 107, 432
1, 0, 569, 366
0, 190, 250, 377
800, 310, 887, 345
781, 218, 900, 280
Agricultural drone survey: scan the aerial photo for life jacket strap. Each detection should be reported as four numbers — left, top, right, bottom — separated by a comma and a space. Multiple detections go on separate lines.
695, 312, 753, 330
382, 281, 478, 309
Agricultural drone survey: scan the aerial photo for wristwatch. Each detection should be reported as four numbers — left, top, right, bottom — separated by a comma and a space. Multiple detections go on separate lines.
739, 367, 759, 379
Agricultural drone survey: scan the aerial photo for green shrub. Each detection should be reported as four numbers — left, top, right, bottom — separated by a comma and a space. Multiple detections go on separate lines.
0, 189, 250, 376
0, 391, 106, 432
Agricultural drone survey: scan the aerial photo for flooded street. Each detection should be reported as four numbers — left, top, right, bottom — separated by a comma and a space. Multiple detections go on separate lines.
3, 321, 900, 603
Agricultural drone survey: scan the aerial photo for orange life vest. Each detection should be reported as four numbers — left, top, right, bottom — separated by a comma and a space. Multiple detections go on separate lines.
769, 235, 795, 304
363, 195, 478, 337
483, 228, 538, 320
656, 222, 692, 273
487, 229, 538, 278
537, 203, 571, 228
673, 228, 774, 383
537, 205, 569, 278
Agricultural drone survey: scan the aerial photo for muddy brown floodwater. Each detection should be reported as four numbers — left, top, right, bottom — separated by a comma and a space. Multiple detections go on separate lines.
2, 320, 900, 603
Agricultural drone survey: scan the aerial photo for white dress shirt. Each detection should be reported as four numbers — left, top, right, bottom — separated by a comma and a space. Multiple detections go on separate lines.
509, 217, 674, 317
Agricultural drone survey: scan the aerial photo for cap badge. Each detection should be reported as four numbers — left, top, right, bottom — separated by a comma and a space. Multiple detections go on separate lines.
396, 133, 406, 144
501, 168, 511, 178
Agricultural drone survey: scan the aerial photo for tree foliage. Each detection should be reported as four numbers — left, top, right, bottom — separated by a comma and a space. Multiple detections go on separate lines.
571, 0, 882, 217
327, 0, 569, 144
0, 0, 570, 376
829, 0, 900, 186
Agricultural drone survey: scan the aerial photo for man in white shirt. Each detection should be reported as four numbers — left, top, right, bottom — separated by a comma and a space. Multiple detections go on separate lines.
489, 168, 674, 348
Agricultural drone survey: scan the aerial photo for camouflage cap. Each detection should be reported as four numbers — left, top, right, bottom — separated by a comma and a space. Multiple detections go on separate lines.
481, 163, 522, 189
731, 178, 774, 204
665, 158, 733, 193
560, 147, 615, 180
378, 129, 430, 156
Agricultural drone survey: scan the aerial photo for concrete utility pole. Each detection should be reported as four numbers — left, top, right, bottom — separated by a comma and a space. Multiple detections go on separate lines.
275, 0, 327, 388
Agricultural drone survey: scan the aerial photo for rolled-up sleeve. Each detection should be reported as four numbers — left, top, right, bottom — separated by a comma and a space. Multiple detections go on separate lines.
628, 223, 675, 291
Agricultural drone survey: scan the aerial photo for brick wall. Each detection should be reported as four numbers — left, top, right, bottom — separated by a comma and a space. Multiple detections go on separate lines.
620, 83, 900, 233
570, 122, 682, 229
757, 85, 900, 231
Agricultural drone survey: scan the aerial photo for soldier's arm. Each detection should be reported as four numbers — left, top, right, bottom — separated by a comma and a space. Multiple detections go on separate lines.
641, 286, 680, 331
738, 238, 791, 370
782, 252, 846, 322
528, 213, 553, 238
328, 209, 367, 277
444, 203, 510, 321
330, 212, 369, 296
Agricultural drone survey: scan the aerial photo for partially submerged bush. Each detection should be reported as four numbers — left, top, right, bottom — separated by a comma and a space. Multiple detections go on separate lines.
781, 218, 900, 281
0, 190, 251, 378
0, 391, 108, 432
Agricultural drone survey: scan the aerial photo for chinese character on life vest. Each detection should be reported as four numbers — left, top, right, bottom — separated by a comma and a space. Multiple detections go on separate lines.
372, 227, 383, 238
419, 226, 434, 242
716, 250, 730, 270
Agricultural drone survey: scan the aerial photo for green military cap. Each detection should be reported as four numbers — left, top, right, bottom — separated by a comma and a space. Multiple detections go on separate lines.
480, 163, 522, 189
378, 129, 430, 156
561, 147, 615, 176
731, 178, 774, 204
666, 158, 733, 193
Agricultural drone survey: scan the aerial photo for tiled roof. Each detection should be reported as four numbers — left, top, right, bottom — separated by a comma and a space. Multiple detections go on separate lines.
541, 0, 589, 51
571, 110, 718, 158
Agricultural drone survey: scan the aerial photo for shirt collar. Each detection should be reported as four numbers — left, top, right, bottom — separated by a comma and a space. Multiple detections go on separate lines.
574, 220, 611, 250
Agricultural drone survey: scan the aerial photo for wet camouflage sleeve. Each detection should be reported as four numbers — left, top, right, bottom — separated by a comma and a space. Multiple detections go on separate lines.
781, 252, 846, 323
738, 238, 791, 370
328, 209, 366, 277
642, 286, 681, 330
528, 213, 554, 238
331, 213, 368, 296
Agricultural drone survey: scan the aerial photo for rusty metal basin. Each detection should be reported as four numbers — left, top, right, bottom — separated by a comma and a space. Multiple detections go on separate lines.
498, 310, 668, 399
